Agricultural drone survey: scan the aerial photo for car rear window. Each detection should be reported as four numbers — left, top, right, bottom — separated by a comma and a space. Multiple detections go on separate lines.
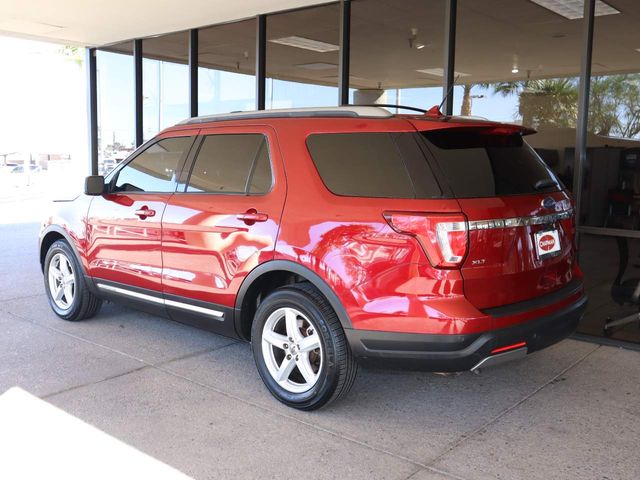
306, 132, 441, 198
420, 128, 560, 198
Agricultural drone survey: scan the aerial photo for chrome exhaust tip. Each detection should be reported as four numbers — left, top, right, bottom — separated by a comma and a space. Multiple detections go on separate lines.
470, 346, 528, 374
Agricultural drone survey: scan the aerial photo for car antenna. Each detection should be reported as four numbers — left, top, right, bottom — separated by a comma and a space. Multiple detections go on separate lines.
437, 74, 460, 114
348, 103, 427, 114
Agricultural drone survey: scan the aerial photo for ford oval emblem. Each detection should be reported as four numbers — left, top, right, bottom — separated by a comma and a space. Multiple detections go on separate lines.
541, 197, 556, 209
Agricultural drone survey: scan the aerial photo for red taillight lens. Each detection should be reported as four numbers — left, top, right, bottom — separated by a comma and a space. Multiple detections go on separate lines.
383, 212, 468, 268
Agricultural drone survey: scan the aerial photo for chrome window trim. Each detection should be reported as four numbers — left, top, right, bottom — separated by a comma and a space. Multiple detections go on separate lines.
468, 209, 573, 231
96, 283, 224, 320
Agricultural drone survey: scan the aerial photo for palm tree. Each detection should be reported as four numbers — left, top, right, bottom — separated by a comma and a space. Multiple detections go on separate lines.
459, 84, 487, 116
589, 74, 640, 138
490, 79, 578, 128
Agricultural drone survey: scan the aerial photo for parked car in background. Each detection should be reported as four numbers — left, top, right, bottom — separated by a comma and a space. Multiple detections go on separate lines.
0, 163, 42, 188
39, 106, 587, 410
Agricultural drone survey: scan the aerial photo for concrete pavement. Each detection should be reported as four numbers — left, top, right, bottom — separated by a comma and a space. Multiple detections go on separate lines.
1, 222, 638, 479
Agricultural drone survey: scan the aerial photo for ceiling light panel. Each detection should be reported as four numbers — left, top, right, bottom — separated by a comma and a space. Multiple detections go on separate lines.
529, 0, 620, 20
269, 36, 339, 53
295, 62, 338, 70
417, 68, 470, 77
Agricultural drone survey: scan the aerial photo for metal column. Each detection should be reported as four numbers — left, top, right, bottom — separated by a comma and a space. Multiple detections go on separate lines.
134, 39, 143, 147
189, 29, 198, 118
86, 48, 98, 175
442, 0, 457, 115
256, 15, 266, 110
338, 0, 351, 105
573, 0, 596, 249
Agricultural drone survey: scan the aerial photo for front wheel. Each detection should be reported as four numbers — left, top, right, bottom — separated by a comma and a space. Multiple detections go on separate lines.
251, 283, 357, 410
43, 240, 102, 321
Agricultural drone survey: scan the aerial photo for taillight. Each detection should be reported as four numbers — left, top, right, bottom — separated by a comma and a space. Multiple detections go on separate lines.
383, 212, 468, 268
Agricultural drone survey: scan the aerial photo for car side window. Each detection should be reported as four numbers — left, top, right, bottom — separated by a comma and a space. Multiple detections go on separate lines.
186, 134, 272, 194
112, 137, 191, 193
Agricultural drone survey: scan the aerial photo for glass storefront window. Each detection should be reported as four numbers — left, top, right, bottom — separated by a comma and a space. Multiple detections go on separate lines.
198, 20, 256, 115
455, 0, 583, 192
266, 3, 340, 108
142, 32, 189, 141
579, 3, 640, 344
350, 0, 445, 111
96, 44, 135, 174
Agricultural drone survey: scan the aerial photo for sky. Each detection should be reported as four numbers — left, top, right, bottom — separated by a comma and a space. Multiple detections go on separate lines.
0, 36, 87, 164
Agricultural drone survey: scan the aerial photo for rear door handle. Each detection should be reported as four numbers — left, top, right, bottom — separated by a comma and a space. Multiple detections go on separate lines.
237, 208, 268, 225
134, 206, 156, 219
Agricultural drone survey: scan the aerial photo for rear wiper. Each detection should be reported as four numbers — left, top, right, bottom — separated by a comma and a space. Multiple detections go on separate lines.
534, 179, 558, 190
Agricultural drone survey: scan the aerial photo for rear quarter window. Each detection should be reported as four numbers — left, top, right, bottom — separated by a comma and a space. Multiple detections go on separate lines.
306, 132, 441, 199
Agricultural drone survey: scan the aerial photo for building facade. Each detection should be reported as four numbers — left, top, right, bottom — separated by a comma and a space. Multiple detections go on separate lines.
88, 0, 640, 345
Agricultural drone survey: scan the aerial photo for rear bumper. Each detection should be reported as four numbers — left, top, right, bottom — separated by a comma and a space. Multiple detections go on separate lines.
345, 292, 587, 372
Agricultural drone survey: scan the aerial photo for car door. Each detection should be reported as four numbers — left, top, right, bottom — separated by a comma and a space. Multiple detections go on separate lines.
86, 131, 198, 298
161, 125, 286, 334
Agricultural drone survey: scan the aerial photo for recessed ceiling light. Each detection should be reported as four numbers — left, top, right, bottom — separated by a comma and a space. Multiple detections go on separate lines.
417, 68, 470, 77
295, 62, 338, 70
269, 36, 339, 53
416, 43, 426, 50
512, 67, 520, 73
529, 0, 620, 20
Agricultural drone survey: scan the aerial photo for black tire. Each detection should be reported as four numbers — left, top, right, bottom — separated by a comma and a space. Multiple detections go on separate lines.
43, 240, 102, 321
251, 282, 358, 410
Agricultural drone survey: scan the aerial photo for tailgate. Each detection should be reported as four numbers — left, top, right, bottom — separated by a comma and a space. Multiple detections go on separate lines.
459, 191, 576, 309
412, 123, 577, 310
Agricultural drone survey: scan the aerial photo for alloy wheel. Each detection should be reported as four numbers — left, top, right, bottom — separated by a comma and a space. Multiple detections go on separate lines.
48, 252, 75, 310
261, 307, 323, 393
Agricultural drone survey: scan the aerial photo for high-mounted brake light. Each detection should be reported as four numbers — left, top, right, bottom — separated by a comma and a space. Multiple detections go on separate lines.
383, 212, 468, 268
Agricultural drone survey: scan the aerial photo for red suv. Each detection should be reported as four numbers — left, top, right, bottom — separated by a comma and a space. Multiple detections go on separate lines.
40, 106, 587, 410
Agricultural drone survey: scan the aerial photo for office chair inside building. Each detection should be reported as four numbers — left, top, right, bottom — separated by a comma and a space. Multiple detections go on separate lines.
604, 237, 640, 336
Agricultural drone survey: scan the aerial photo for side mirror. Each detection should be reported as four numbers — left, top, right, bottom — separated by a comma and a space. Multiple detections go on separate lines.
84, 175, 105, 196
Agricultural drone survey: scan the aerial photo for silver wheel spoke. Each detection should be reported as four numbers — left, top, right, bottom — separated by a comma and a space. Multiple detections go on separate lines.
296, 354, 317, 384
263, 330, 288, 350
60, 258, 71, 276
285, 308, 302, 342
298, 333, 320, 353
55, 286, 65, 301
275, 355, 296, 383
63, 285, 74, 304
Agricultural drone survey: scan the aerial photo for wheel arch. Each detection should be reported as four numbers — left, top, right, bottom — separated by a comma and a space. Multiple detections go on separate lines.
40, 226, 84, 274
234, 260, 353, 341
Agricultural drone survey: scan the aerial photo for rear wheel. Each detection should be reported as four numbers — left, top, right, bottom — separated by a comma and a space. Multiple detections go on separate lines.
44, 240, 102, 321
251, 283, 357, 410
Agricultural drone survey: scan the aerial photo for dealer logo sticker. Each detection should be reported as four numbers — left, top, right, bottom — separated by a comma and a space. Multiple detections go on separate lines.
534, 229, 561, 257
538, 234, 556, 252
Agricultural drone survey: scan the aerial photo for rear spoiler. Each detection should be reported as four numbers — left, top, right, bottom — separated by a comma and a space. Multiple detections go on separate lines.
410, 105, 537, 136
408, 118, 537, 137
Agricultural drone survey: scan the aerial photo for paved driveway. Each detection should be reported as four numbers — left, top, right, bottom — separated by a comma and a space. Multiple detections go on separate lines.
1, 222, 638, 479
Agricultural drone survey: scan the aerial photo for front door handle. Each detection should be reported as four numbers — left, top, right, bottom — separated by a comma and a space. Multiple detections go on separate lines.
237, 208, 268, 225
134, 206, 156, 219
